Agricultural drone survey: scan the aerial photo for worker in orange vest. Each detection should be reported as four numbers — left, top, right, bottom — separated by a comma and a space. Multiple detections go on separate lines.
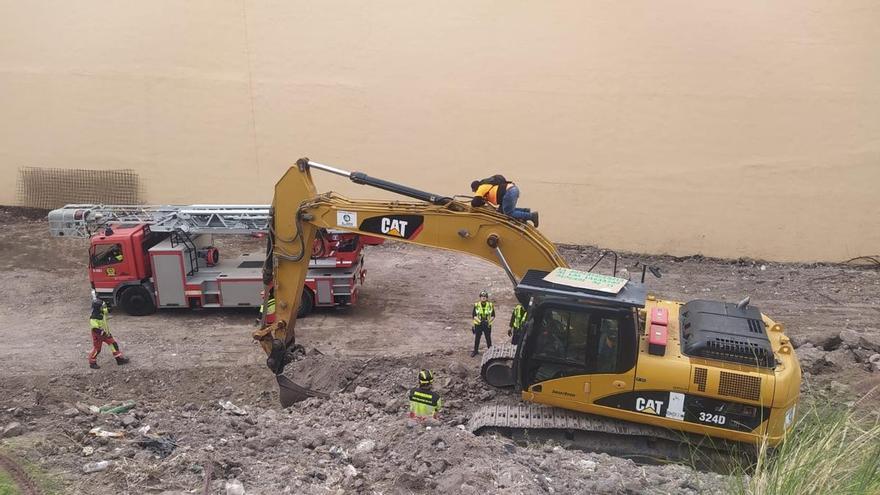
471, 175, 539, 227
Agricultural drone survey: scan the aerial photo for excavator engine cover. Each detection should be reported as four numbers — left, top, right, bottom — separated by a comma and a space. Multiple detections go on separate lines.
679, 300, 775, 368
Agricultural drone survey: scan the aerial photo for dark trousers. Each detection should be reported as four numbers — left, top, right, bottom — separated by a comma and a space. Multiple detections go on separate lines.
473, 323, 492, 352
511, 327, 523, 345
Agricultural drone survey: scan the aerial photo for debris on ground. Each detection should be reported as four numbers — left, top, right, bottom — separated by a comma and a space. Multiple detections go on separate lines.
82, 460, 111, 474
88, 427, 124, 438
136, 434, 177, 458
218, 400, 248, 416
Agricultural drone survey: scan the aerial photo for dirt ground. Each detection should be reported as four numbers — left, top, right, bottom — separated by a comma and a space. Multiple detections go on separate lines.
0, 207, 878, 494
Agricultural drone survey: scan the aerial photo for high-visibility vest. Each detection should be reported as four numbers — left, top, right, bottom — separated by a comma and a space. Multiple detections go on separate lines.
260, 298, 276, 324
474, 301, 494, 327
260, 298, 276, 315
90, 306, 110, 333
408, 388, 442, 418
511, 304, 527, 330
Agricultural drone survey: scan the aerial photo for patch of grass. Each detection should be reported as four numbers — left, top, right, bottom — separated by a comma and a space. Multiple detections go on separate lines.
0, 468, 21, 495
0, 445, 65, 495
731, 401, 880, 495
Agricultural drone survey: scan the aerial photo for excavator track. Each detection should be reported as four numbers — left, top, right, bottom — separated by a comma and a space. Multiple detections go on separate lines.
475, 345, 747, 467
479, 344, 518, 387
467, 403, 744, 467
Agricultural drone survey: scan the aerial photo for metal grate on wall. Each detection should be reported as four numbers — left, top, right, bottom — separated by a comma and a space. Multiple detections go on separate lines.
718, 371, 762, 402
15, 167, 140, 209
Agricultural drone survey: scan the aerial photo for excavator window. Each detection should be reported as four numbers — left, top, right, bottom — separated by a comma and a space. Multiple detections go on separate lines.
524, 303, 637, 385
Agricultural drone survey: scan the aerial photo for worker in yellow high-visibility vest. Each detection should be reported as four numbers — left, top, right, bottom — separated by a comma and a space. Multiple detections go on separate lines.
471, 290, 495, 357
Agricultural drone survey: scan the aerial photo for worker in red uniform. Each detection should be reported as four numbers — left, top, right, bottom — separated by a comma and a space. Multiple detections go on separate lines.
88, 300, 129, 369
470, 175, 539, 227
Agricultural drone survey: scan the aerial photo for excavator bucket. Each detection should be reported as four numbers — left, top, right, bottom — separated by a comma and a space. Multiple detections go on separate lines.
277, 375, 328, 408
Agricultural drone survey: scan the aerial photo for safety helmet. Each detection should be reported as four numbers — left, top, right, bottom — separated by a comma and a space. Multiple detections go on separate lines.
479, 290, 489, 298
418, 369, 434, 385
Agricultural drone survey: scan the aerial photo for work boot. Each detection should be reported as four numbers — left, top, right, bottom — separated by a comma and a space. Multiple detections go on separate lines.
115, 356, 130, 366
89, 362, 100, 370
529, 212, 539, 228
470, 350, 478, 357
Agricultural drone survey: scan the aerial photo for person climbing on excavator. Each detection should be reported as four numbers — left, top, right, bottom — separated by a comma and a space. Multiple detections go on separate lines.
470, 175, 539, 227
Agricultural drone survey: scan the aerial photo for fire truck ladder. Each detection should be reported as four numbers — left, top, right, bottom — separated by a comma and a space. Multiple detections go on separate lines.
47, 204, 271, 238
169, 229, 200, 275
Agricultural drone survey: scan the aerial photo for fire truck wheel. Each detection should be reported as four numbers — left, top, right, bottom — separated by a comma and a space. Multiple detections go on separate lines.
119, 286, 157, 316
297, 288, 314, 318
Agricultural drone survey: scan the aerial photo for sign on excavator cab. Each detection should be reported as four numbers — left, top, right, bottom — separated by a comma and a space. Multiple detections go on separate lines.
542, 267, 628, 294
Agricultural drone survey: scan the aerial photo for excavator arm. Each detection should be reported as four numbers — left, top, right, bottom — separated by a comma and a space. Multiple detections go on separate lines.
253, 158, 567, 405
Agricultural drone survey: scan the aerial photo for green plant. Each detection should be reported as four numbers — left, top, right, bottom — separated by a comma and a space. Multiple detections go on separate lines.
732, 401, 880, 495
0, 469, 21, 495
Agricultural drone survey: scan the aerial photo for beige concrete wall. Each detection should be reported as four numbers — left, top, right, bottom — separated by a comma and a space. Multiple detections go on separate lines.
1, 1, 878, 261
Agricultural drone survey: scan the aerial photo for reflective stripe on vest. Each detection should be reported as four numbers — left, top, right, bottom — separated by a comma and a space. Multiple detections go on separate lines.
512, 304, 527, 330
408, 389, 441, 417
474, 302, 494, 319
260, 298, 276, 315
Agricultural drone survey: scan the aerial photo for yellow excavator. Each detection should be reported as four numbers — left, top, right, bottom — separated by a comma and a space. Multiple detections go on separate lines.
252, 158, 800, 451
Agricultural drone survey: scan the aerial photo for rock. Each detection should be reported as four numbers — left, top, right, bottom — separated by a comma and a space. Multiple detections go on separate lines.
805, 333, 841, 351
351, 452, 369, 469
2, 422, 24, 438
839, 329, 862, 349
225, 479, 245, 495
795, 344, 828, 373
121, 415, 138, 427
383, 398, 401, 414
579, 459, 597, 471
859, 335, 880, 353
429, 459, 448, 474
82, 446, 94, 457
301, 432, 326, 449
354, 386, 370, 400
852, 348, 875, 363
869, 354, 880, 373
446, 361, 468, 378
460, 483, 477, 495
356, 439, 375, 454
62, 407, 79, 417
824, 349, 854, 369
344, 464, 358, 479
75, 402, 94, 415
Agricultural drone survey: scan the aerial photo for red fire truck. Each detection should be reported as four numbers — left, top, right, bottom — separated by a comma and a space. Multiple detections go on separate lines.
48, 204, 383, 316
